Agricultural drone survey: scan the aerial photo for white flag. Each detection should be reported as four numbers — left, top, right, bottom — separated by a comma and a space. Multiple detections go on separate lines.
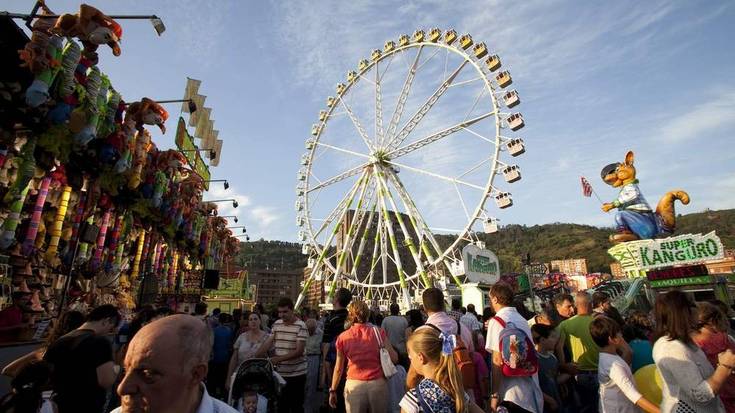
203, 129, 218, 152
182, 78, 201, 112
194, 107, 212, 140
188, 94, 207, 127
210, 139, 223, 166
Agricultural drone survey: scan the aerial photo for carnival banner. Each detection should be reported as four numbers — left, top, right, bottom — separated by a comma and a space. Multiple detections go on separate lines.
608, 231, 724, 272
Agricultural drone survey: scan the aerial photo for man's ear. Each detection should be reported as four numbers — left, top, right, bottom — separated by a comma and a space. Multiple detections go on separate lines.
191, 362, 208, 384
624, 151, 634, 167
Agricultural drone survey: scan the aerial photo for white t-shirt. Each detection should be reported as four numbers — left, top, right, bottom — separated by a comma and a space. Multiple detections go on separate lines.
598, 353, 642, 413
233, 332, 271, 363
485, 306, 543, 413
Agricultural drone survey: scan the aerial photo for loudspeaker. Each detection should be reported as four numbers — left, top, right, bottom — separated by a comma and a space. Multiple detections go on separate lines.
202, 269, 220, 290
79, 222, 100, 244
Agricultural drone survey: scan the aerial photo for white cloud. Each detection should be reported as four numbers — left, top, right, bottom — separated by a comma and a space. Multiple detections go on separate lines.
656, 89, 735, 143
251, 207, 281, 228
204, 184, 251, 219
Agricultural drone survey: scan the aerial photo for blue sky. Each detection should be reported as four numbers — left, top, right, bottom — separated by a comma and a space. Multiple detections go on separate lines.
6, 0, 734, 242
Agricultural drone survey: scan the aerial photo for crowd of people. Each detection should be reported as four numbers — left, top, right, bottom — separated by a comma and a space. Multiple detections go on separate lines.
1, 285, 735, 413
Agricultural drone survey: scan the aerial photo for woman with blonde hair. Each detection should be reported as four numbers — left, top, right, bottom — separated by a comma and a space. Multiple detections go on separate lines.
329, 299, 398, 412
400, 327, 484, 413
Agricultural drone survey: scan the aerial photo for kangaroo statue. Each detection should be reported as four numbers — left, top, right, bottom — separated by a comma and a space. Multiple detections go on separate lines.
601, 151, 690, 244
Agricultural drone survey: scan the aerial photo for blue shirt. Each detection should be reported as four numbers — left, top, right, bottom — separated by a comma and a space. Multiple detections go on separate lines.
629, 338, 654, 373
212, 325, 233, 364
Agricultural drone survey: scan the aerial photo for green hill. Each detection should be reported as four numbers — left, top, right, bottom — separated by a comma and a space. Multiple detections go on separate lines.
238, 209, 735, 273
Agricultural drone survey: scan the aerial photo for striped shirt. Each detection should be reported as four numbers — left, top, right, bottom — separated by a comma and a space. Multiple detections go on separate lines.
272, 319, 308, 377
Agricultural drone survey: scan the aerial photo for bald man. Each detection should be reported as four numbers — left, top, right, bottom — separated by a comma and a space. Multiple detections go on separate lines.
112, 315, 237, 413
556, 291, 600, 413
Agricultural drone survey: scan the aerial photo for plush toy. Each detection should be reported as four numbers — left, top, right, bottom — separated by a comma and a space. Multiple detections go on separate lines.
3, 137, 37, 204
21, 176, 52, 255
89, 210, 111, 272
44, 185, 72, 261
72, 66, 102, 148
19, 3, 63, 107
50, 4, 123, 59
114, 98, 166, 174
0, 185, 30, 250
130, 230, 146, 280
125, 98, 169, 134
601, 151, 690, 243
47, 41, 82, 124
128, 130, 151, 190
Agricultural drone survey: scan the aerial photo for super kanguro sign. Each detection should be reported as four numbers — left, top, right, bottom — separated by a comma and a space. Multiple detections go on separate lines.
608, 231, 724, 272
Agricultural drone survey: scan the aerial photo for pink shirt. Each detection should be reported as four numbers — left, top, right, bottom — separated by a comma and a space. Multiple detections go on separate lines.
336, 323, 387, 381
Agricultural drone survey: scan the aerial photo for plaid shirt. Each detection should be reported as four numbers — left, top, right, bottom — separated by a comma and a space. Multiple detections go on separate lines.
447, 310, 462, 322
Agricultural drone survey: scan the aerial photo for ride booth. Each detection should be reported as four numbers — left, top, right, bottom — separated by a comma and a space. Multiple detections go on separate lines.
608, 231, 730, 305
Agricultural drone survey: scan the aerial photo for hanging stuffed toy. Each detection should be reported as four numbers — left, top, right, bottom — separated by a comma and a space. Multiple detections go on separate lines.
0, 185, 30, 250
3, 137, 37, 204
19, 3, 63, 107
21, 176, 52, 255
44, 185, 72, 262
50, 4, 123, 59
47, 41, 82, 124
72, 67, 103, 148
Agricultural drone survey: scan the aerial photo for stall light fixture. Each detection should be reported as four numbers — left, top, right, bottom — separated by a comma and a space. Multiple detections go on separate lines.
204, 199, 238, 209
4, 2, 166, 35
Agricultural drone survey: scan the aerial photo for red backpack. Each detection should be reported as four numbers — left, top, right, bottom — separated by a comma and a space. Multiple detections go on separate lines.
493, 316, 539, 377
426, 320, 476, 389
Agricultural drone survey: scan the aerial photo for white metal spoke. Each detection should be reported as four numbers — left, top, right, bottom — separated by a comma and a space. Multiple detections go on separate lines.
415, 46, 443, 72
387, 110, 495, 159
457, 157, 492, 179
385, 46, 423, 146
463, 126, 496, 144
384, 160, 485, 191
312, 170, 366, 237
375, 166, 431, 287
385, 60, 469, 151
307, 163, 368, 194
315, 141, 372, 160
462, 87, 486, 122
383, 168, 444, 259
375, 60, 385, 146
338, 96, 375, 153
454, 182, 471, 221
449, 76, 483, 89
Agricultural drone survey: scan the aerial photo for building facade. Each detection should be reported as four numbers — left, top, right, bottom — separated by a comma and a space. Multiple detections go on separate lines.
302, 267, 326, 309
550, 258, 588, 276
706, 249, 735, 274
249, 269, 302, 308
609, 262, 625, 278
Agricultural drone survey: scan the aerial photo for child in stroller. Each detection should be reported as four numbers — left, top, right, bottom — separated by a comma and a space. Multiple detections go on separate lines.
228, 358, 283, 413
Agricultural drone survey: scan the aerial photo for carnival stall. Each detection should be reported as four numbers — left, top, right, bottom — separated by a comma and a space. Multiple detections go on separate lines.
0, 4, 239, 341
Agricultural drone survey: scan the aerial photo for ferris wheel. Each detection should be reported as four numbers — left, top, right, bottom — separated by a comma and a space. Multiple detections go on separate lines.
295, 28, 526, 309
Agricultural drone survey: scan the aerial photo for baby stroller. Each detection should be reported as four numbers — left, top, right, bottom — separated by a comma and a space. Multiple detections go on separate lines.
228, 358, 282, 412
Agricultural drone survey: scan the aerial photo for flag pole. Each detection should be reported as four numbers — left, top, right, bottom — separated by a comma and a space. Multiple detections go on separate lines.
591, 189, 605, 205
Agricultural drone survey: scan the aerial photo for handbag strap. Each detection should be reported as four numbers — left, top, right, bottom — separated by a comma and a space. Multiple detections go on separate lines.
372, 326, 384, 349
